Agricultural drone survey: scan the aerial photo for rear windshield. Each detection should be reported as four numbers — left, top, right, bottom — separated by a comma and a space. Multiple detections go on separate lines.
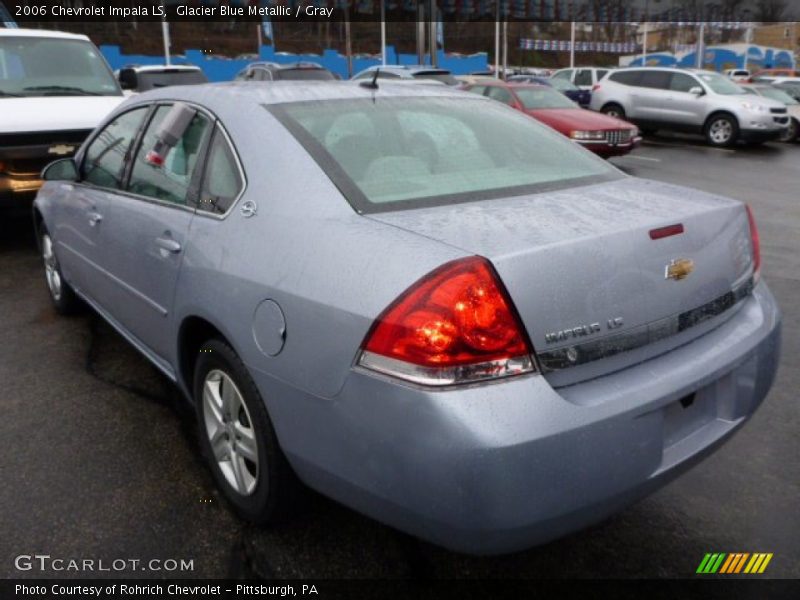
412, 71, 458, 85
515, 86, 576, 109
137, 70, 207, 91
275, 68, 335, 81
268, 97, 616, 213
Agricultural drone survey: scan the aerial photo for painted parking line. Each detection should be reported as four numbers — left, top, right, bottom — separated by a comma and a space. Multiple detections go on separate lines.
623, 154, 661, 162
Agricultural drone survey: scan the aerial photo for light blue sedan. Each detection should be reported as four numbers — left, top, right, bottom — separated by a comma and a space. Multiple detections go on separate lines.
33, 82, 780, 554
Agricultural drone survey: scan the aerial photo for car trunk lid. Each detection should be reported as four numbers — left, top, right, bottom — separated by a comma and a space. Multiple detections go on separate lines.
367, 177, 755, 387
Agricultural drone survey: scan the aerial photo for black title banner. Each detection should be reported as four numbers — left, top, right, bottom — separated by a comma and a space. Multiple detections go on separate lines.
4, 0, 799, 24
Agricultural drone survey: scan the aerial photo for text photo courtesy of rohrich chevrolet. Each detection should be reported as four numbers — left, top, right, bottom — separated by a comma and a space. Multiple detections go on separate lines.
1, 1, 799, 598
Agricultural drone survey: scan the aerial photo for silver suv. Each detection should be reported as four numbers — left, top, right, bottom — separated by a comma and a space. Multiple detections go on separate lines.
590, 67, 789, 146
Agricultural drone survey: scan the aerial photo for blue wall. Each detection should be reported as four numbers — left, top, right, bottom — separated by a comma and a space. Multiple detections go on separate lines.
626, 45, 796, 71
100, 44, 488, 81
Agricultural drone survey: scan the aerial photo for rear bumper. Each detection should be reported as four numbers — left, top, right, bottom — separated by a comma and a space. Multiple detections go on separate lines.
254, 281, 781, 555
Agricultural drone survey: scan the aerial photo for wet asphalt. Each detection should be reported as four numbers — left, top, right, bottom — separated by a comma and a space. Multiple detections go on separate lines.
0, 135, 798, 580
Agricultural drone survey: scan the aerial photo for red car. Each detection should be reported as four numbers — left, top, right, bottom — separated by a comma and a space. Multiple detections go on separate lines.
462, 81, 640, 157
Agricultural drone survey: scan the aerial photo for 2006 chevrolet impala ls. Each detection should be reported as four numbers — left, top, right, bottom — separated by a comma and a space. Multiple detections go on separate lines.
33, 82, 781, 554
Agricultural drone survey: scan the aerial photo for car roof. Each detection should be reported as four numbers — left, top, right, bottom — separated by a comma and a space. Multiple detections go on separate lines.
362, 65, 451, 74
127, 80, 476, 108
0, 28, 89, 41
126, 65, 202, 72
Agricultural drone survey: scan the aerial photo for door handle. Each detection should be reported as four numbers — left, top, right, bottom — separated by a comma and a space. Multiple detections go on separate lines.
155, 237, 182, 254
87, 212, 103, 226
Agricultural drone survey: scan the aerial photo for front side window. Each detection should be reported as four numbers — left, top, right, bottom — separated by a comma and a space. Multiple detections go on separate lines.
81, 108, 148, 189
127, 105, 211, 205
197, 127, 244, 215
0, 36, 120, 97
669, 72, 699, 93
269, 97, 616, 213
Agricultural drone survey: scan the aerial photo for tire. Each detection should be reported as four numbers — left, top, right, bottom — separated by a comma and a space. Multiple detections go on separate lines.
40, 229, 82, 315
704, 113, 739, 147
601, 103, 626, 119
194, 338, 300, 524
779, 118, 798, 143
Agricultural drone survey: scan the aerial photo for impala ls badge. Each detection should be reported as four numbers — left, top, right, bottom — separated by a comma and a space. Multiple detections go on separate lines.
47, 144, 76, 156
665, 258, 694, 281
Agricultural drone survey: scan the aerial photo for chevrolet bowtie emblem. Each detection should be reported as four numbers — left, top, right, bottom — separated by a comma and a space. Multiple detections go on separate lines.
665, 258, 694, 281
48, 144, 76, 156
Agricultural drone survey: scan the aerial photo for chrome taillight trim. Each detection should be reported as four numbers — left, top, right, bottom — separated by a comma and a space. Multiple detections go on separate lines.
357, 351, 535, 387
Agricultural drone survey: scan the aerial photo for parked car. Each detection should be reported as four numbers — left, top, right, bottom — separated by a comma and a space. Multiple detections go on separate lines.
740, 84, 800, 141
772, 79, 800, 102
117, 65, 208, 94
507, 75, 591, 106
351, 65, 458, 85
234, 61, 337, 81
0, 28, 123, 215
551, 66, 613, 90
34, 81, 780, 555
590, 67, 789, 147
463, 81, 638, 157
750, 68, 800, 82
724, 69, 750, 82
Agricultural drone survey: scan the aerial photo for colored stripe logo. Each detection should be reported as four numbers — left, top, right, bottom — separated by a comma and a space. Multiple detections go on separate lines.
697, 553, 773, 574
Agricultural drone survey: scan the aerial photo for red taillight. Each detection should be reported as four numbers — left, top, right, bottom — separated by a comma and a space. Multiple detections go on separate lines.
746, 204, 761, 279
649, 223, 684, 240
359, 256, 535, 386
592, 84, 601, 92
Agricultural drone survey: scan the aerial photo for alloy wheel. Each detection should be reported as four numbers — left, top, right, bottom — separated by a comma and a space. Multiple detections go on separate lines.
709, 119, 733, 144
42, 234, 62, 301
202, 369, 259, 496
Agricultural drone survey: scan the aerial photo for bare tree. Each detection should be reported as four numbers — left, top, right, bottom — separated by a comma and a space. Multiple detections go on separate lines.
754, 0, 787, 21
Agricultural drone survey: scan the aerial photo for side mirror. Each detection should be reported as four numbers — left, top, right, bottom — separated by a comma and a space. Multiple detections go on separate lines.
41, 158, 79, 182
118, 68, 138, 91
688, 86, 705, 96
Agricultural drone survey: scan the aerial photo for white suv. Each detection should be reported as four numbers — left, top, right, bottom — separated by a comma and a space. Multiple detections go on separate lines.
589, 67, 789, 147
1, 29, 123, 214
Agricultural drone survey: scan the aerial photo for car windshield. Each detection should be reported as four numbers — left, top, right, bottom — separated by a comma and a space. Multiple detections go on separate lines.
757, 87, 798, 105
515, 87, 576, 109
275, 68, 335, 81
136, 69, 207, 91
696, 72, 746, 95
0, 36, 120, 97
269, 96, 616, 213
412, 72, 458, 85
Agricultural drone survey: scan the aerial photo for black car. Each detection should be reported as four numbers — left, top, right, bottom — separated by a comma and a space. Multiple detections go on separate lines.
234, 61, 338, 82
507, 75, 591, 107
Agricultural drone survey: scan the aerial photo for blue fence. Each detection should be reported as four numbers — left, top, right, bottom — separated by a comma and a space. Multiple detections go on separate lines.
99, 44, 488, 81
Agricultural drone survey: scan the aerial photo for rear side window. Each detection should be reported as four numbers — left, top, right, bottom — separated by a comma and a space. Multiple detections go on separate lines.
638, 71, 671, 89
486, 86, 514, 105
198, 127, 244, 215
127, 105, 211, 205
596, 69, 609, 80
82, 107, 148, 189
609, 71, 642, 86
574, 69, 593, 86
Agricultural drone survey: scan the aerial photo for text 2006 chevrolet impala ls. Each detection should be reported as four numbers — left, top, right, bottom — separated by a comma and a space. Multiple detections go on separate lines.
33, 82, 780, 554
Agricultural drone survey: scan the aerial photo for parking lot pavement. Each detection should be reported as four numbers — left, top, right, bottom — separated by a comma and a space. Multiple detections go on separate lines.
1, 138, 798, 580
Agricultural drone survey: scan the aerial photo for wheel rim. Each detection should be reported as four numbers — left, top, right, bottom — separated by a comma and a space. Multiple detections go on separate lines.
781, 121, 796, 142
202, 369, 259, 496
42, 234, 62, 301
709, 119, 733, 144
